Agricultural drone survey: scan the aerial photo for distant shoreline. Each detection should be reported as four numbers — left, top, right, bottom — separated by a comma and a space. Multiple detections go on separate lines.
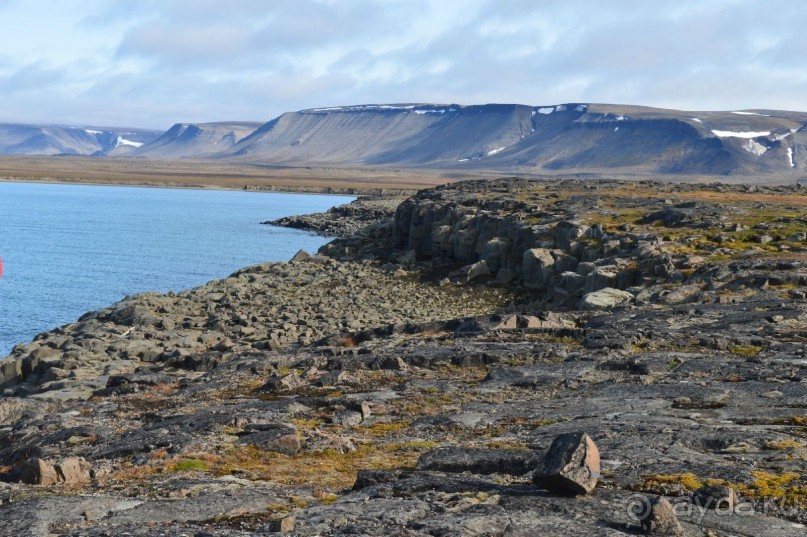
0, 155, 452, 196
0, 175, 417, 197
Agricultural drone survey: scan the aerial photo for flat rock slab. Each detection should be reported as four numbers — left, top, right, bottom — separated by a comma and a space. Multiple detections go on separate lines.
416, 447, 539, 476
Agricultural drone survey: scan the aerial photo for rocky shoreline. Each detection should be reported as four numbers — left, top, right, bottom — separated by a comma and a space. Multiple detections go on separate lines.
0, 178, 805, 536
264, 196, 406, 238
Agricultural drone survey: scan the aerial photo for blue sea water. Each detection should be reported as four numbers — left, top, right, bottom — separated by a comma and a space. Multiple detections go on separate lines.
0, 182, 349, 356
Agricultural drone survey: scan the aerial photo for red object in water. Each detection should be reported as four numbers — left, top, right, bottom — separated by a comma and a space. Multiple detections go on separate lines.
0, 257, 3, 279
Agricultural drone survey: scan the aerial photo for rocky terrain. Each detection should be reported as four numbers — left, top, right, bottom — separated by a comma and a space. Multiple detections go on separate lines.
0, 178, 805, 536
265, 196, 405, 237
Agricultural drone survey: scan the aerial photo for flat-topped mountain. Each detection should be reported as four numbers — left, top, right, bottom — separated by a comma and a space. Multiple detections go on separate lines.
130, 121, 263, 159
0, 123, 161, 156
2, 103, 806, 178
221, 103, 807, 175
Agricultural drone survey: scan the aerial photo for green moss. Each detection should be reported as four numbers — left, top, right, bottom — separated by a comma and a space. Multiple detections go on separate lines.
729, 345, 763, 357
763, 439, 804, 450
172, 459, 210, 472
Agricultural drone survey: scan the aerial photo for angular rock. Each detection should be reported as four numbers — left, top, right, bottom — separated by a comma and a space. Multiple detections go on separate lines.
55, 457, 93, 485
522, 248, 555, 289
693, 484, 738, 511
331, 409, 363, 426
493, 314, 519, 330
460, 260, 491, 282
264, 515, 296, 533
584, 265, 619, 294
237, 424, 301, 455
303, 430, 356, 454
290, 249, 310, 262
260, 372, 307, 393
533, 432, 600, 495
19, 458, 60, 485
18, 457, 93, 485
640, 496, 684, 536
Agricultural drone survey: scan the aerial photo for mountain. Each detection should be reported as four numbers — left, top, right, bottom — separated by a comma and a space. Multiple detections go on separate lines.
3, 103, 806, 177
227, 104, 533, 165
129, 122, 263, 159
0, 124, 161, 156
217, 103, 807, 175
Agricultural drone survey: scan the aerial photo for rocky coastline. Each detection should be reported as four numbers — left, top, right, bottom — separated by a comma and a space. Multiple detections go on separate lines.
264, 196, 406, 238
0, 178, 805, 536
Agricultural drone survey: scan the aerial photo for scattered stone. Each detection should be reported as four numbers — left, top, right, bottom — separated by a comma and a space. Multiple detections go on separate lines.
264, 515, 296, 533
0, 178, 805, 535
693, 485, 739, 511
579, 288, 634, 311
303, 430, 356, 453
640, 496, 684, 536
261, 372, 307, 393
533, 432, 600, 495
290, 249, 310, 262
237, 424, 301, 455
18, 458, 60, 486
19, 457, 93, 485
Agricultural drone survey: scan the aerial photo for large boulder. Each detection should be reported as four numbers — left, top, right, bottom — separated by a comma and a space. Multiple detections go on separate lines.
481, 238, 511, 273
640, 496, 684, 536
522, 248, 555, 289
19, 457, 93, 485
579, 288, 634, 311
554, 220, 590, 250
458, 260, 491, 282
533, 432, 600, 495
584, 265, 619, 294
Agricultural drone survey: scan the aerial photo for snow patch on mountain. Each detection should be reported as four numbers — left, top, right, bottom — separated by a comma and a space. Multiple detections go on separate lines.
743, 139, 768, 157
711, 130, 771, 139
731, 111, 771, 117
116, 136, 143, 148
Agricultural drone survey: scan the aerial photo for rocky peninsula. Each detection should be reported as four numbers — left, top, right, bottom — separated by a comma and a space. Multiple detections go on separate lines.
0, 178, 805, 536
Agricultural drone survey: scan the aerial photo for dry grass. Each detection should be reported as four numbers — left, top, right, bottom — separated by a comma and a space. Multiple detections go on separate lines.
0, 156, 452, 192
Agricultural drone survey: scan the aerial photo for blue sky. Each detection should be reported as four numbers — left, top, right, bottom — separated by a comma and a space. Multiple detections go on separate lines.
0, 0, 805, 129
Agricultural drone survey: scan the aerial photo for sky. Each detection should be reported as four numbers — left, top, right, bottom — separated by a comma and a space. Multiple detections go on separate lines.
0, 0, 805, 129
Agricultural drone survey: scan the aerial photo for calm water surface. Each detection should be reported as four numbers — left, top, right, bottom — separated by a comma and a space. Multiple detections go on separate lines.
0, 182, 348, 356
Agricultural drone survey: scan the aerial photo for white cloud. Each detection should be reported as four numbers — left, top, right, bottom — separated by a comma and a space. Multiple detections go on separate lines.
0, 0, 805, 128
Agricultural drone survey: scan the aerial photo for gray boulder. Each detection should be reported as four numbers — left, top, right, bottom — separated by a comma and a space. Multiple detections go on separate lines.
522, 248, 555, 289
640, 496, 684, 536
533, 432, 600, 495
579, 288, 634, 311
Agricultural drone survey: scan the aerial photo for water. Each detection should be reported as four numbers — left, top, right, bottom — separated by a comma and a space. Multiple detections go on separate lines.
0, 182, 349, 356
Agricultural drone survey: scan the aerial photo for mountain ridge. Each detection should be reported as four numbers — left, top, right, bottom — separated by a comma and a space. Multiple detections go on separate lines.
0, 123, 161, 156
2, 103, 806, 177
